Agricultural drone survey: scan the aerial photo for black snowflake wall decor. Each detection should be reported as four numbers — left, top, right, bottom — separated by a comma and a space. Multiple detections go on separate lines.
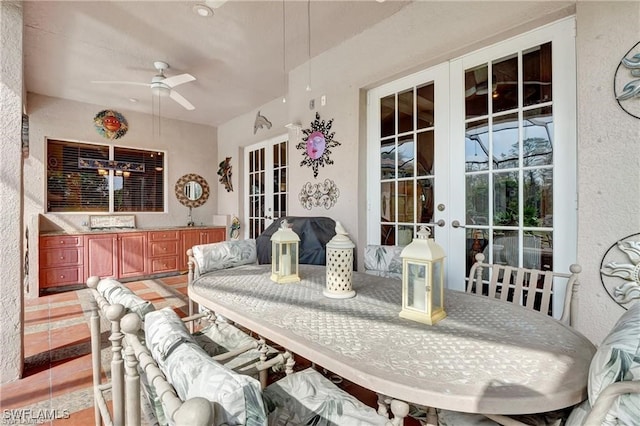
296, 112, 341, 178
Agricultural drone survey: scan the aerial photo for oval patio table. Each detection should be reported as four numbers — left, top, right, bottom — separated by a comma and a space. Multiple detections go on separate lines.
188, 264, 595, 420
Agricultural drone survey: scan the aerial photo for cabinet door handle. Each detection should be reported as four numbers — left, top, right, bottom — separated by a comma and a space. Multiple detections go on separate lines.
60, 256, 65, 260
60, 240, 65, 244
60, 275, 65, 279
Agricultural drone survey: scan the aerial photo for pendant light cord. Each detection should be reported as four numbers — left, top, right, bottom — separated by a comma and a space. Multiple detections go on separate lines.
307, 0, 311, 91
282, 0, 287, 103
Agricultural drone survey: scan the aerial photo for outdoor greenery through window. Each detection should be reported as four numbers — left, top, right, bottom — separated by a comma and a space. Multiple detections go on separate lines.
47, 139, 165, 213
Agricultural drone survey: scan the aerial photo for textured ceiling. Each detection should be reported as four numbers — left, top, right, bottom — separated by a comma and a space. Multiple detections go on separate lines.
23, 1, 410, 127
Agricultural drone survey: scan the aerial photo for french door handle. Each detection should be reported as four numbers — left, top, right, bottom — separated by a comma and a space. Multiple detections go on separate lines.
425, 219, 445, 227
451, 220, 466, 229
264, 216, 273, 220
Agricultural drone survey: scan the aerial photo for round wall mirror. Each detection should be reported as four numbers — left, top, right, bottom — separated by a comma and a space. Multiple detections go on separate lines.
175, 173, 210, 208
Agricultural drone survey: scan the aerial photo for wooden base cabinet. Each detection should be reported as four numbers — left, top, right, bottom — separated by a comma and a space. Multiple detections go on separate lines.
84, 232, 147, 280
39, 227, 225, 293
148, 230, 180, 274
39, 235, 84, 289
179, 227, 226, 270
118, 232, 148, 278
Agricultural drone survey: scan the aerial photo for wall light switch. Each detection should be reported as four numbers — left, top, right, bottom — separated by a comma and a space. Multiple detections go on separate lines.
321, 95, 327, 106
309, 99, 315, 110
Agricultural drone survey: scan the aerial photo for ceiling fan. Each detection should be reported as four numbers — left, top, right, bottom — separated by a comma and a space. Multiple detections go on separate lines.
92, 61, 196, 110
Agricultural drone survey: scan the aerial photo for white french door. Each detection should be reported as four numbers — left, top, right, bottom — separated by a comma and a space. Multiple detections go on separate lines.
243, 134, 289, 239
367, 18, 576, 318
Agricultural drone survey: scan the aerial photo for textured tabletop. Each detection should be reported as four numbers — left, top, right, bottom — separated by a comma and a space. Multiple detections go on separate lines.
189, 264, 596, 414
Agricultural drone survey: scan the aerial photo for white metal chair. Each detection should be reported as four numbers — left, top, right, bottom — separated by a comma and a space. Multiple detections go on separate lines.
466, 253, 581, 326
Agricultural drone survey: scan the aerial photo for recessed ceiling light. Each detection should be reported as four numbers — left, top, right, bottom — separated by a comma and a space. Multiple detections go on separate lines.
193, 4, 213, 17
129, 98, 138, 103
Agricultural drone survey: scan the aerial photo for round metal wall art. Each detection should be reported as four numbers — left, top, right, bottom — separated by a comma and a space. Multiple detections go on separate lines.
94, 110, 128, 139
296, 112, 341, 178
600, 232, 640, 310
614, 41, 640, 119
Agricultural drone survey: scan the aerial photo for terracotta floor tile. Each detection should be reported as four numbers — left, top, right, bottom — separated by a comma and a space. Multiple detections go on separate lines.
161, 275, 188, 285
25, 329, 51, 358
26, 304, 85, 327
0, 369, 52, 409
46, 292, 79, 304
124, 281, 150, 291
25, 296, 49, 307
176, 286, 189, 296
138, 291, 164, 304
53, 404, 97, 425
50, 355, 93, 397
25, 308, 52, 326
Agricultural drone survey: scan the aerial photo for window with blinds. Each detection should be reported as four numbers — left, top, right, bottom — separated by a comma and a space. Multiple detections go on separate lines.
46, 139, 165, 213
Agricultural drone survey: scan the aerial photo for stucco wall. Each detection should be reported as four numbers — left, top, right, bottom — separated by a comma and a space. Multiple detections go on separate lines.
0, 0, 24, 384
217, 1, 640, 345
574, 1, 640, 343
24, 93, 218, 296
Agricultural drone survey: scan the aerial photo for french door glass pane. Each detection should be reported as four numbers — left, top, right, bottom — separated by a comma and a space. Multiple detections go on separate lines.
417, 83, 435, 129
466, 174, 489, 225
492, 54, 518, 113
398, 89, 414, 134
493, 113, 519, 170
523, 106, 553, 166
381, 138, 396, 179
397, 180, 414, 223
523, 42, 552, 107
417, 178, 434, 224
493, 171, 519, 226
381, 95, 395, 138
398, 136, 415, 178
465, 119, 489, 172
465, 64, 489, 119
416, 131, 434, 176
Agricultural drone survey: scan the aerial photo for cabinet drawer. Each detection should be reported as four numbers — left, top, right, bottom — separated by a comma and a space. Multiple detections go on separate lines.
40, 235, 83, 249
149, 257, 178, 274
40, 247, 83, 268
39, 266, 83, 288
149, 241, 179, 257
148, 231, 179, 242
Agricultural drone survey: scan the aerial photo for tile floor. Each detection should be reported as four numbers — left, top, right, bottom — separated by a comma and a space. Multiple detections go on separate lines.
1, 274, 417, 425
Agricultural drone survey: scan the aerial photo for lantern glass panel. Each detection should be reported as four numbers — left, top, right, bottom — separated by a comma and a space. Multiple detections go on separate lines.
432, 261, 442, 308
408, 262, 427, 311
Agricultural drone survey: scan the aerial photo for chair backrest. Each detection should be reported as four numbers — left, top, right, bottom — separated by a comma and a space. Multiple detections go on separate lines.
466, 253, 581, 325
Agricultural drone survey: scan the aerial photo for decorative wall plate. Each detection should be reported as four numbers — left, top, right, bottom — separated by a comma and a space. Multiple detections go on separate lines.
298, 179, 340, 210
94, 110, 129, 139
296, 112, 341, 178
614, 41, 640, 119
600, 232, 640, 309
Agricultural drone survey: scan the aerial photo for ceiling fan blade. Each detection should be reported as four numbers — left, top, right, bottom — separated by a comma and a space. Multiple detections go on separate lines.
170, 90, 195, 110
91, 80, 151, 87
163, 73, 195, 88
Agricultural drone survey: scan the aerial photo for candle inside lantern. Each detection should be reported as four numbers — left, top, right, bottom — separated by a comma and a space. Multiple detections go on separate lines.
412, 277, 426, 311
281, 253, 291, 275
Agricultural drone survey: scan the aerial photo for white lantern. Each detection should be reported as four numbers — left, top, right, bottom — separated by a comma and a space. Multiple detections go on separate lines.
270, 219, 301, 283
399, 226, 446, 325
324, 222, 356, 299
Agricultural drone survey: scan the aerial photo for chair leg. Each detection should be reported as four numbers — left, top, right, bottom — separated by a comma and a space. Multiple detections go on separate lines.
388, 399, 410, 426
